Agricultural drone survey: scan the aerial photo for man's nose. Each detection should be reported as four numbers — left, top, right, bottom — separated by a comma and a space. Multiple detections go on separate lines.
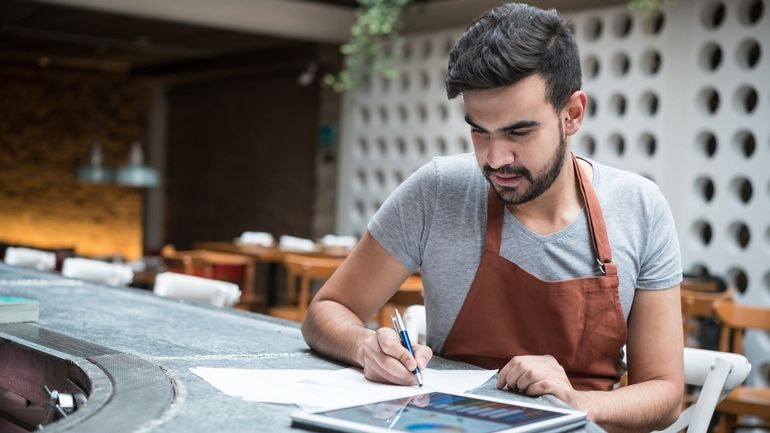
486, 136, 515, 169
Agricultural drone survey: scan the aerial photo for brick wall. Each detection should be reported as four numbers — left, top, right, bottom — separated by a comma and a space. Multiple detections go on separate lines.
0, 67, 147, 260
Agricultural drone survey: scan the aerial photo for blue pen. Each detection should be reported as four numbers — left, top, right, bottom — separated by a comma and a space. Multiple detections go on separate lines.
391, 309, 424, 387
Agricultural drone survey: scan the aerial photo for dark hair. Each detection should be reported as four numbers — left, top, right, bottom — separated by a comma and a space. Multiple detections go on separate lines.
446, 3, 581, 111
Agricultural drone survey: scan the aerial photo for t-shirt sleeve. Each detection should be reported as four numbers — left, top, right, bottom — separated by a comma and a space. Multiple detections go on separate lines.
636, 185, 683, 290
367, 160, 438, 272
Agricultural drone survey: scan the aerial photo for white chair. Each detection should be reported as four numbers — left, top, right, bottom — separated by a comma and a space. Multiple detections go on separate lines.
61, 258, 133, 286
3, 247, 56, 272
403, 304, 427, 345
655, 347, 751, 433
153, 272, 241, 308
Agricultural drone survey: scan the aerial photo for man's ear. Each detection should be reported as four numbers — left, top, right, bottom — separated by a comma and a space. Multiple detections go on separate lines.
562, 91, 587, 136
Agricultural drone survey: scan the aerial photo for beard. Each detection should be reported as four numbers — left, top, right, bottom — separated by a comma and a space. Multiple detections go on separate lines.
483, 121, 567, 206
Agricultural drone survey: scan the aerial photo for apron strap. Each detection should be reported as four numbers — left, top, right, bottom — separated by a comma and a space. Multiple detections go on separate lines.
572, 154, 616, 276
485, 188, 504, 254
483, 154, 616, 275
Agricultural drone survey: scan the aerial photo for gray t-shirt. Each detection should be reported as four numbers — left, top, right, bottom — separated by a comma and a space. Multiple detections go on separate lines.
368, 153, 682, 354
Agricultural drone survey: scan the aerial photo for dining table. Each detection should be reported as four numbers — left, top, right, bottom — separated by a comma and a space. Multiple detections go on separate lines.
193, 241, 352, 309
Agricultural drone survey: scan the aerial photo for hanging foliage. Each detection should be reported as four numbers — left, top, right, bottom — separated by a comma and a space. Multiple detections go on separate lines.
628, 0, 675, 13
328, 0, 670, 93
324, 0, 411, 93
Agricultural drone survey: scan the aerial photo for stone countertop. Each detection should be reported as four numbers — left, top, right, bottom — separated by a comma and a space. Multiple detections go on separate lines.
0, 264, 604, 432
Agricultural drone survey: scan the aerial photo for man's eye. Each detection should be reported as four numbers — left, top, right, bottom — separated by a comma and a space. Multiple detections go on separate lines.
508, 130, 530, 137
471, 128, 486, 135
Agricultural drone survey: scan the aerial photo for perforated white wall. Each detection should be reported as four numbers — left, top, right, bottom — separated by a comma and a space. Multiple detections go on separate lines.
568, 0, 770, 385
335, 30, 468, 238
336, 0, 769, 383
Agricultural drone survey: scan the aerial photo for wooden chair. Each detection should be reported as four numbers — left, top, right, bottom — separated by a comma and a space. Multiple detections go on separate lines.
377, 274, 424, 328
161, 245, 259, 311
713, 301, 770, 432
681, 287, 734, 349
267, 254, 343, 322
678, 287, 736, 414
681, 276, 723, 293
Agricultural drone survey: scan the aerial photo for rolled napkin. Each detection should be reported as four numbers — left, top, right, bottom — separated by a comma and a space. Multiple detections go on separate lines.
61, 258, 134, 287
3, 247, 56, 271
320, 234, 357, 249
238, 231, 274, 247
153, 272, 241, 308
278, 235, 317, 252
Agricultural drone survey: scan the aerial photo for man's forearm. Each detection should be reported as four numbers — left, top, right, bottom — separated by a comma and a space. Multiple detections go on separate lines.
575, 379, 681, 433
302, 299, 374, 367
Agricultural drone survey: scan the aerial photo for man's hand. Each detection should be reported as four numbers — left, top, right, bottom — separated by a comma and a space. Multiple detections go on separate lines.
496, 355, 579, 407
357, 327, 433, 385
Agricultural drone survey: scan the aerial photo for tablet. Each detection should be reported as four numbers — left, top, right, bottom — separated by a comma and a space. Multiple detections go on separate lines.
291, 391, 586, 433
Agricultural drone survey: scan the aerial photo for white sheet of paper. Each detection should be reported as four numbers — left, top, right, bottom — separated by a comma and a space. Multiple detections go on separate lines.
190, 367, 497, 410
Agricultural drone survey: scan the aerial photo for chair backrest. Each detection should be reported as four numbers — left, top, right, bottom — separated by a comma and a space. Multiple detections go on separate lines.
3, 247, 57, 272
681, 276, 723, 293
714, 301, 770, 355
284, 254, 342, 312
681, 287, 734, 348
61, 258, 134, 286
153, 272, 241, 307
655, 348, 751, 433
268, 254, 342, 321
376, 275, 425, 328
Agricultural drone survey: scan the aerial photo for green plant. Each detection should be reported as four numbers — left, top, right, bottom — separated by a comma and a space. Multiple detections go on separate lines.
328, 0, 669, 93
324, 0, 411, 92
628, 0, 675, 13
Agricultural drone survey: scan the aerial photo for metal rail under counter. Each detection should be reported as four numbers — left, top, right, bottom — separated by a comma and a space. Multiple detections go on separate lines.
0, 263, 604, 432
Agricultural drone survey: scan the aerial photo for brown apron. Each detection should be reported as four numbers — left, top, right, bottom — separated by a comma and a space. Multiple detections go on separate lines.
442, 154, 627, 391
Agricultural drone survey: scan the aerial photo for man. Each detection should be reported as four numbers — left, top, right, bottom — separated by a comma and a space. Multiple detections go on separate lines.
302, 3, 683, 432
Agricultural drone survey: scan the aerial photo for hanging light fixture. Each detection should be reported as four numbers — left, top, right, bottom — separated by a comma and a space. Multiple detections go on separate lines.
75, 143, 113, 184
114, 141, 159, 188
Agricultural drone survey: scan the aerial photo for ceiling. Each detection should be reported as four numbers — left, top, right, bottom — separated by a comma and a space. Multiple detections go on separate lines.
0, 0, 362, 74
0, 0, 623, 75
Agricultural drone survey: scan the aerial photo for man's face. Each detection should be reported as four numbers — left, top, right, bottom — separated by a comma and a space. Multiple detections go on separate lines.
463, 75, 569, 206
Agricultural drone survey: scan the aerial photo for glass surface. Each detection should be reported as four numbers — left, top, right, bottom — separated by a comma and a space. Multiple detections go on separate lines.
318, 392, 563, 433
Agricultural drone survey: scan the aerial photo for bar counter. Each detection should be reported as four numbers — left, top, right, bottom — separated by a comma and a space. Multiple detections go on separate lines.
0, 263, 603, 432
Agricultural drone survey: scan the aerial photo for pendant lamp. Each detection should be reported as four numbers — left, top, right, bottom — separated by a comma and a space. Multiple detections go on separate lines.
75, 143, 113, 184
114, 142, 159, 188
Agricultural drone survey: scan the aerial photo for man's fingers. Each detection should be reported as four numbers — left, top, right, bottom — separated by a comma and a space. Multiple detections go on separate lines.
362, 344, 417, 386
497, 358, 523, 389
523, 379, 552, 397
365, 328, 422, 385
496, 364, 511, 389
413, 344, 433, 370
376, 328, 417, 370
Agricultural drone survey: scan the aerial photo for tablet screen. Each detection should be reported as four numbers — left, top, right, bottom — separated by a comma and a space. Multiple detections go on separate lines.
310, 392, 570, 433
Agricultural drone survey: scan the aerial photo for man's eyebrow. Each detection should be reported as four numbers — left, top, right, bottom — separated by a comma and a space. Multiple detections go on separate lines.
464, 115, 540, 132
464, 115, 484, 131
499, 120, 540, 132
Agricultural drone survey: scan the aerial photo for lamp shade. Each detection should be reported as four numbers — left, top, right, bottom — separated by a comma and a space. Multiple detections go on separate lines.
75, 143, 113, 184
114, 142, 159, 188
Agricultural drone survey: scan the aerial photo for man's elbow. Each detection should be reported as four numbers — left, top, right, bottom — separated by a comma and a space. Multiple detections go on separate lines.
300, 302, 320, 347
652, 382, 683, 430
655, 402, 681, 431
